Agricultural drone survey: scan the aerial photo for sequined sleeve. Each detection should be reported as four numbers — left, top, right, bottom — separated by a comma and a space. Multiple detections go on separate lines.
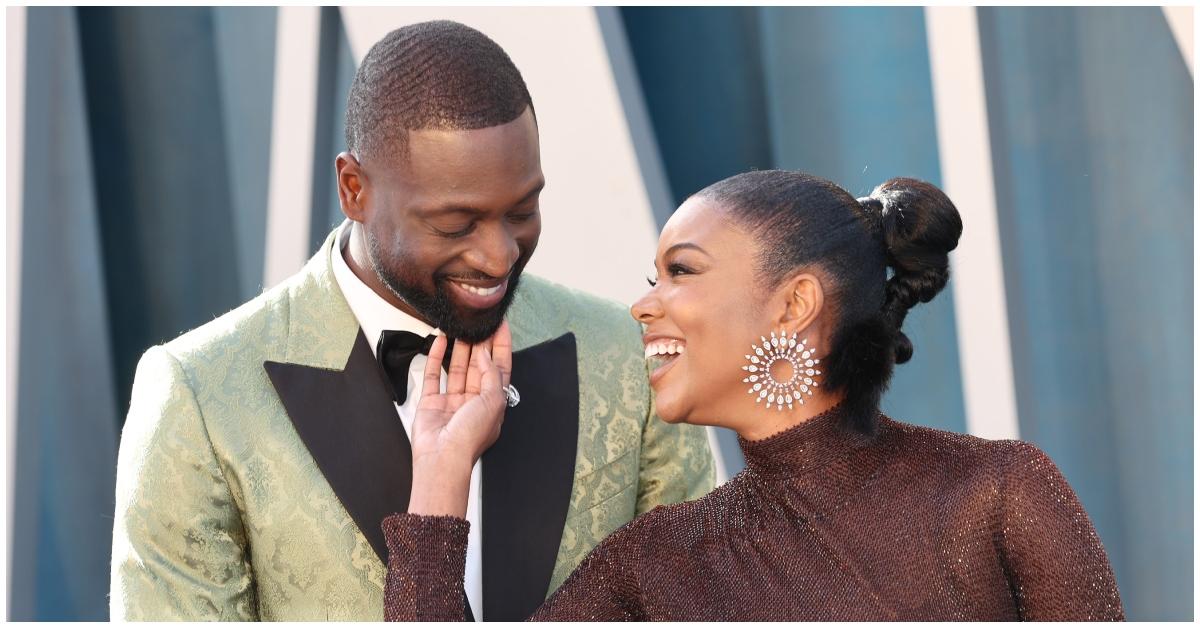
383, 514, 471, 621
997, 441, 1125, 621
383, 512, 646, 621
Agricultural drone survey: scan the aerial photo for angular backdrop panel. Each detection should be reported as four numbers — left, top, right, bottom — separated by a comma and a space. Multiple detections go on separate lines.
979, 6, 1193, 620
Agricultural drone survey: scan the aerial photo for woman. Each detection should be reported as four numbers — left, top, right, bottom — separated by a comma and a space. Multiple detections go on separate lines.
384, 171, 1124, 620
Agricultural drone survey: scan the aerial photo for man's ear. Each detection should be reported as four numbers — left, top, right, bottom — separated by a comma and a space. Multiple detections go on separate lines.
336, 152, 367, 222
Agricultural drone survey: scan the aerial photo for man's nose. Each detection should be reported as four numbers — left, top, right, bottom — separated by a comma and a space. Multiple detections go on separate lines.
468, 225, 520, 278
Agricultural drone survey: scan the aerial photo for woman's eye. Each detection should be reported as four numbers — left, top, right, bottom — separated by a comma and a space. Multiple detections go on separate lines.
667, 263, 692, 277
508, 212, 536, 223
647, 263, 692, 286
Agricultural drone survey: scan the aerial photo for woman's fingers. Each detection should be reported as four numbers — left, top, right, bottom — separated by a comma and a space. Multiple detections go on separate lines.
468, 343, 502, 393
480, 345, 502, 395
445, 336, 471, 396
421, 333, 448, 402
464, 323, 506, 396
465, 343, 484, 395
478, 348, 506, 446
492, 320, 513, 389
475, 347, 506, 431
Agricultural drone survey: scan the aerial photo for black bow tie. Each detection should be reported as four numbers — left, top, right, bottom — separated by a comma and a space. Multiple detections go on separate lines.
376, 330, 454, 404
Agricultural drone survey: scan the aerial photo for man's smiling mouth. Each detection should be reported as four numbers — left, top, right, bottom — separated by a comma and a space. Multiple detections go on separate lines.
445, 277, 509, 309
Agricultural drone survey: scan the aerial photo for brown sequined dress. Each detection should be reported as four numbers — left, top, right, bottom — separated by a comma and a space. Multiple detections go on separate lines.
383, 407, 1124, 621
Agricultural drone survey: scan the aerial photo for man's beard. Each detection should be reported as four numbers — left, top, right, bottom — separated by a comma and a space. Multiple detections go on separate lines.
366, 231, 527, 343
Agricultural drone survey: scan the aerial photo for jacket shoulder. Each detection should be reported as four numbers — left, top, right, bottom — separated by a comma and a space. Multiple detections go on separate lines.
160, 279, 292, 367
510, 274, 641, 348
514, 274, 634, 323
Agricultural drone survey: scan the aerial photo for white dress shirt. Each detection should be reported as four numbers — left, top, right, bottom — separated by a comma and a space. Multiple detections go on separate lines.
330, 221, 484, 621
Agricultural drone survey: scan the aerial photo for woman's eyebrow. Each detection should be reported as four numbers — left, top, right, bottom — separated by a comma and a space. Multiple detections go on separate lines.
664, 242, 712, 258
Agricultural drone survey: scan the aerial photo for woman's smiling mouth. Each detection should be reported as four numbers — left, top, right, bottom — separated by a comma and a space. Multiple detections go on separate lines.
644, 337, 686, 386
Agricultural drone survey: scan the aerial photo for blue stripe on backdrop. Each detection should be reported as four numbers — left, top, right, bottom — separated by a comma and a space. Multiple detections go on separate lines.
980, 7, 1193, 620
12, 8, 120, 620
77, 7, 248, 419
757, 6, 967, 434
310, 7, 359, 251
212, 7, 278, 298
620, 6, 774, 212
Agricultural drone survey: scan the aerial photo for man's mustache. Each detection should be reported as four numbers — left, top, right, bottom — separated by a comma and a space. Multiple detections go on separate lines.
440, 271, 510, 283
438, 253, 530, 284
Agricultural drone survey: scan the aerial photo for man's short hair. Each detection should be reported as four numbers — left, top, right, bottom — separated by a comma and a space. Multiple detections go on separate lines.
344, 20, 535, 163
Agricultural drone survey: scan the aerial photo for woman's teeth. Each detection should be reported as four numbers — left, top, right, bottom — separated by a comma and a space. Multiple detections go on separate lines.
454, 282, 502, 297
644, 341, 686, 359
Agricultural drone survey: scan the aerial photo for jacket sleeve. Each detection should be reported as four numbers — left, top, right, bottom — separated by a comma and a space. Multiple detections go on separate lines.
110, 346, 257, 620
996, 441, 1124, 621
634, 380, 715, 515
383, 513, 645, 621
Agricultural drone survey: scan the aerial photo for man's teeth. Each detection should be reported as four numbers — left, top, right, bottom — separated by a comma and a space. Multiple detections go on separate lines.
643, 341, 686, 359
455, 282, 502, 297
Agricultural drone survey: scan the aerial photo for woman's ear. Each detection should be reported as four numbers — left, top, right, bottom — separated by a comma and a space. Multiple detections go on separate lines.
777, 272, 824, 335
336, 152, 368, 222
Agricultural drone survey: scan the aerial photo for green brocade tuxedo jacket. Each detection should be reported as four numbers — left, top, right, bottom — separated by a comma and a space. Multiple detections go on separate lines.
110, 228, 715, 621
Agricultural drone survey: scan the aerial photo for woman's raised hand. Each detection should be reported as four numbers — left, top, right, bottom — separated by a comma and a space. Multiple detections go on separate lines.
407, 321, 512, 517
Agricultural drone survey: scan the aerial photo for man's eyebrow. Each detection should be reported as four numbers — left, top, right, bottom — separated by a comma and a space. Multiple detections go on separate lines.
419, 180, 546, 217
422, 206, 484, 217
516, 179, 546, 206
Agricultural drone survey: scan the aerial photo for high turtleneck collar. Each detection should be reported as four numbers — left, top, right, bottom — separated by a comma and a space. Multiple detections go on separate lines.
737, 404, 877, 480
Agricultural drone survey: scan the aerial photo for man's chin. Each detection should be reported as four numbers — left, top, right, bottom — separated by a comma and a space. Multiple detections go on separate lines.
436, 274, 522, 342
436, 291, 520, 341
440, 302, 510, 343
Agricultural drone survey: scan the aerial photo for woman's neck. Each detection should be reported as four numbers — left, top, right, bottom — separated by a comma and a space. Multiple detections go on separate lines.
734, 390, 846, 442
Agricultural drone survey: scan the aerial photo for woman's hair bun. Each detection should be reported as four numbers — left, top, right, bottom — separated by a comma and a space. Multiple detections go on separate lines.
862, 177, 962, 364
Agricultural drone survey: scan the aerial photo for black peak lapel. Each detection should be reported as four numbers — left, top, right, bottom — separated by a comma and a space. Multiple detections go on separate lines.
267, 329, 575, 622
482, 333, 580, 621
264, 330, 410, 564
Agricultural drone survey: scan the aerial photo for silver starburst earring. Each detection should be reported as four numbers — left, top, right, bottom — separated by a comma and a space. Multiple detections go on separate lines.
741, 329, 821, 411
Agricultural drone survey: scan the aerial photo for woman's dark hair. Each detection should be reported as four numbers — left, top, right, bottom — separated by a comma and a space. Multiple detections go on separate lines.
694, 171, 962, 435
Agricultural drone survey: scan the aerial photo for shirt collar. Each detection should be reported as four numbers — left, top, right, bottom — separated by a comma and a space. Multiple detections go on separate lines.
330, 221, 439, 358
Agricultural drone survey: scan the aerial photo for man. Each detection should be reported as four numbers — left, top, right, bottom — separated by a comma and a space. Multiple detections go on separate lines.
110, 20, 714, 621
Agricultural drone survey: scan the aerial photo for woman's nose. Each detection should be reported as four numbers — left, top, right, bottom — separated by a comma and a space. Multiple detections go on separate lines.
630, 290, 663, 324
